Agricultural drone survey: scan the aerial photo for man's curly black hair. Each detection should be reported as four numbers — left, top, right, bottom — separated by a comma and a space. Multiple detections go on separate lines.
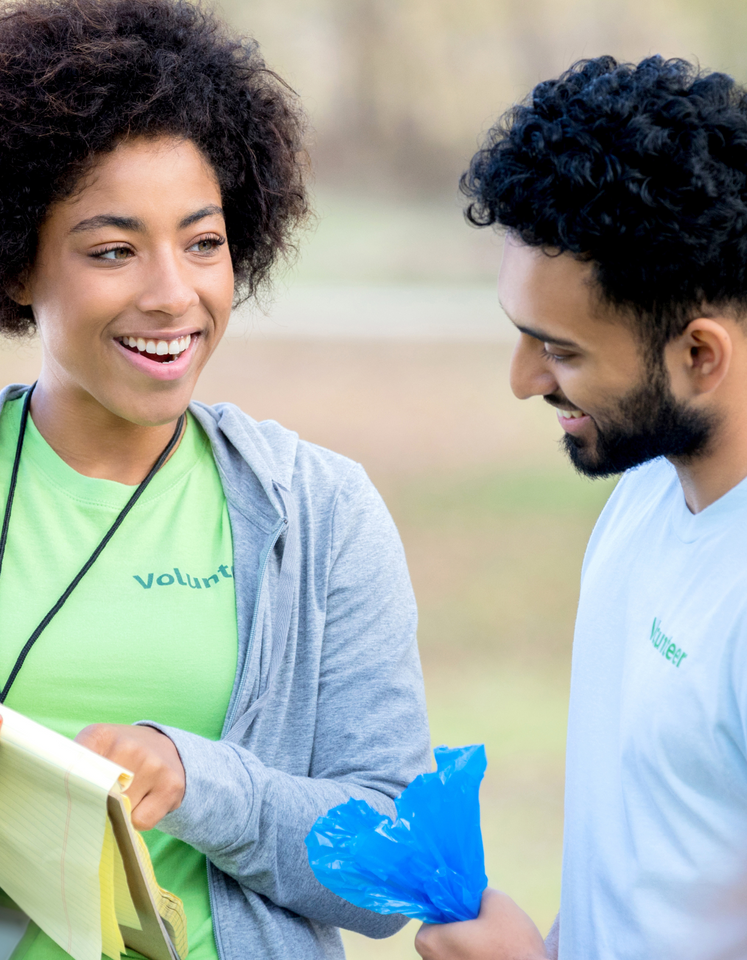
0, 0, 308, 335
461, 55, 747, 353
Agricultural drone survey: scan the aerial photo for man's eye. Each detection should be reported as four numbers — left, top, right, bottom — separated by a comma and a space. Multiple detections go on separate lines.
540, 344, 572, 363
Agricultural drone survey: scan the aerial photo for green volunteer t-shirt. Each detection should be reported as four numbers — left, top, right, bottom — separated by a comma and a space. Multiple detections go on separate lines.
0, 396, 238, 960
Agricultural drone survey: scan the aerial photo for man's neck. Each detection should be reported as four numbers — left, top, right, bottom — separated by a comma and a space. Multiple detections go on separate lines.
28, 382, 184, 486
673, 411, 747, 514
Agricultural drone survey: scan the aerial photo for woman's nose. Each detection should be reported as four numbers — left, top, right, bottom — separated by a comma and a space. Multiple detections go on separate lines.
136, 252, 200, 318
509, 335, 558, 400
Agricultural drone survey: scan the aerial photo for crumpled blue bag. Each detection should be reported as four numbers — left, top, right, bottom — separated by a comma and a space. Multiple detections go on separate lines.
305, 744, 488, 924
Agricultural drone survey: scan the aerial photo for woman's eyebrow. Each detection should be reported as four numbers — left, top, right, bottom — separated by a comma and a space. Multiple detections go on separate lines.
69, 204, 224, 234
179, 204, 224, 228
70, 214, 143, 233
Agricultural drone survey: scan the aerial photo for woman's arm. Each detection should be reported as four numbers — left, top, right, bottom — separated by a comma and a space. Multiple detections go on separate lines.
81, 464, 431, 937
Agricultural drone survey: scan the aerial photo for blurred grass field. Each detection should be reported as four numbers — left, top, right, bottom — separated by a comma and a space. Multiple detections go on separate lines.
0, 332, 615, 959
342, 467, 613, 958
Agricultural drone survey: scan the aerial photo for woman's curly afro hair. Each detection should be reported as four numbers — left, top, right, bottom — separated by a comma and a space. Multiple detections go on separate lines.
0, 0, 308, 335
462, 56, 747, 351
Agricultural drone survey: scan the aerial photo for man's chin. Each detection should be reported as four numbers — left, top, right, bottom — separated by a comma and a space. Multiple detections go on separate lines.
562, 433, 630, 479
558, 372, 716, 480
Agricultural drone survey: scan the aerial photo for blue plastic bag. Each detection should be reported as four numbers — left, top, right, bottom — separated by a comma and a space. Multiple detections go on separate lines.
305, 744, 488, 924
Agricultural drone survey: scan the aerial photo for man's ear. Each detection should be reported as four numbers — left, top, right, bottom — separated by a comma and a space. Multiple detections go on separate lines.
664, 318, 733, 399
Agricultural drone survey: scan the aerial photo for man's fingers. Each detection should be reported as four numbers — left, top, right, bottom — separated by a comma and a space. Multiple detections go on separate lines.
414, 923, 432, 958
412, 889, 548, 960
414, 923, 443, 959
415, 921, 461, 960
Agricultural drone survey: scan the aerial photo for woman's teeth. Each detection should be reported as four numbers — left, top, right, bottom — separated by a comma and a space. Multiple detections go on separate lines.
119, 334, 192, 363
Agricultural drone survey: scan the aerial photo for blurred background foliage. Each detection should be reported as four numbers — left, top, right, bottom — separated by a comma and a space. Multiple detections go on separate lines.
220, 0, 747, 199
3, 0, 743, 957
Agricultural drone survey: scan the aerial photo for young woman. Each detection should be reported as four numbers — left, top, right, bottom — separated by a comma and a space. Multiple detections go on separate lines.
0, 1, 430, 958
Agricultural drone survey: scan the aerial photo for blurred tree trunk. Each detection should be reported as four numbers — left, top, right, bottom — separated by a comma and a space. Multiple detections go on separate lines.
216, 0, 746, 198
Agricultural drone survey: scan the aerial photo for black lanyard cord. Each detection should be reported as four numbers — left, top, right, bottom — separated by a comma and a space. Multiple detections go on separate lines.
0, 384, 185, 703
0, 383, 34, 584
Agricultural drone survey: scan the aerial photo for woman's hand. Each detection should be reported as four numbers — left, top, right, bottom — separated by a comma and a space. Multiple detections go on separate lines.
75, 723, 185, 830
414, 888, 549, 960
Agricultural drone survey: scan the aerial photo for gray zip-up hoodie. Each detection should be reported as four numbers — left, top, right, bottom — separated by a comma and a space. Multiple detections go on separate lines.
123, 398, 431, 959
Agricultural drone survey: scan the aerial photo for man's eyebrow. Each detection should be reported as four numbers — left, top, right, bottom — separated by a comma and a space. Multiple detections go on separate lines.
179, 205, 224, 229
515, 324, 580, 349
69, 214, 144, 234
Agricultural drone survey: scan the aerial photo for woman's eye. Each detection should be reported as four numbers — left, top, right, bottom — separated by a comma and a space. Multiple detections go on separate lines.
189, 236, 224, 254
94, 246, 132, 261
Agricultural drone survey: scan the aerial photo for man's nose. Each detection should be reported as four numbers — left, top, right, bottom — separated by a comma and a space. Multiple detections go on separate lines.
509, 334, 559, 400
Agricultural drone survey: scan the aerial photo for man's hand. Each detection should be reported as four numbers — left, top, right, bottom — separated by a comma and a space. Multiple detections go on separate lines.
414, 888, 549, 960
75, 724, 185, 831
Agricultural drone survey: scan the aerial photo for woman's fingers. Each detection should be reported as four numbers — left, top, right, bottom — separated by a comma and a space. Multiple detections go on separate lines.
75, 723, 185, 830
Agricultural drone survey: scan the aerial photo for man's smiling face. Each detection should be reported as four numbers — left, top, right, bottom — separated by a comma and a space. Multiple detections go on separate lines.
499, 236, 714, 477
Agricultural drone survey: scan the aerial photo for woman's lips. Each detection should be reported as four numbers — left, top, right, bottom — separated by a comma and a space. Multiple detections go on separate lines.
118, 333, 192, 362
556, 408, 591, 434
114, 332, 199, 380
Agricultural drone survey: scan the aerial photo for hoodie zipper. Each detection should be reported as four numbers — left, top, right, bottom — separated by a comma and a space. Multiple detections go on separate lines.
221, 515, 286, 735
209, 514, 287, 960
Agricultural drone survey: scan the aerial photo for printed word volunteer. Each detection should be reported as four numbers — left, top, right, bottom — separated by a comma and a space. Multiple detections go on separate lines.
134, 564, 235, 590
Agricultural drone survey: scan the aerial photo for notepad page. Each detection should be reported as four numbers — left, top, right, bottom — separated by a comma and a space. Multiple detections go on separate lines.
115, 793, 186, 960
98, 819, 126, 960
111, 831, 141, 932
0, 704, 131, 960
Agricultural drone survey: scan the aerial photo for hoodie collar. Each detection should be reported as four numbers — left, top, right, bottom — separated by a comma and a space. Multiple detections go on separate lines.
0, 385, 296, 532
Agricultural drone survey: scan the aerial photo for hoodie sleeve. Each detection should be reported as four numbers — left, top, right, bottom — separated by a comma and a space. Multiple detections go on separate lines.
139, 462, 431, 937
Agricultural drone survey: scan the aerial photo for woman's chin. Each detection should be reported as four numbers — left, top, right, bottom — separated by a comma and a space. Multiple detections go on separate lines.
90, 391, 192, 430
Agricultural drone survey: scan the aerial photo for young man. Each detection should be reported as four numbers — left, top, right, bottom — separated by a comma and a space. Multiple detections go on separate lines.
415, 56, 747, 960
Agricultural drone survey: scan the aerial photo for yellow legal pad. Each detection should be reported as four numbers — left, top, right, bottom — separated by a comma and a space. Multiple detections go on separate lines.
0, 704, 188, 960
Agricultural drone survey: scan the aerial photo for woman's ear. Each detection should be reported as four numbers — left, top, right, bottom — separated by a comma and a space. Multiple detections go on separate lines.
664, 318, 733, 399
5, 267, 33, 306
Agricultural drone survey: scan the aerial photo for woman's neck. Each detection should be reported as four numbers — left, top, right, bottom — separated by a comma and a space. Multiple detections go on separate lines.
28, 382, 185, 485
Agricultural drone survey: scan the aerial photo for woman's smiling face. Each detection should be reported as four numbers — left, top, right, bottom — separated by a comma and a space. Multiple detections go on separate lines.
17, 135, 235, 426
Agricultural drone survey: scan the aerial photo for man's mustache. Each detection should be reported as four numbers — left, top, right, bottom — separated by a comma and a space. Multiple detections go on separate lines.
543, 393, 573, 410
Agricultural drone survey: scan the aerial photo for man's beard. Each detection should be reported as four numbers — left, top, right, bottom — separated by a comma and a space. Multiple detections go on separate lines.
559, 366, 717, 479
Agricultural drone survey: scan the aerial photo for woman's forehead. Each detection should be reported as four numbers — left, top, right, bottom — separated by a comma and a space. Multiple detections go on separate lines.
48, 137, 223, 232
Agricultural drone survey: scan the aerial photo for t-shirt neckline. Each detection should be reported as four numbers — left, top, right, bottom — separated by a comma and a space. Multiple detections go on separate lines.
5, 398, 207, 511
670, 464, 747, 543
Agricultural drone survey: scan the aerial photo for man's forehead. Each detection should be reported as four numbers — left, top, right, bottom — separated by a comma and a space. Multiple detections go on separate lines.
498, 239, 616, 342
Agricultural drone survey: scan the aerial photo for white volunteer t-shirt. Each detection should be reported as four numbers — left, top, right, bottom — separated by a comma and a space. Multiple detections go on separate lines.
560, 457, 747, 960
